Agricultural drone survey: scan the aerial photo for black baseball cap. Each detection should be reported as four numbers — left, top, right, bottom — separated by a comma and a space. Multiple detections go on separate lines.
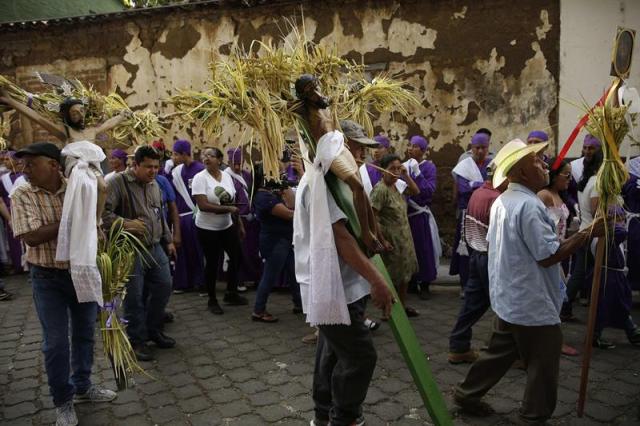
15, 142, 61, 163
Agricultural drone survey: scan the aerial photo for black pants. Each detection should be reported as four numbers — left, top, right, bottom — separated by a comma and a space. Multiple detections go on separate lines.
449, 250, 490, 353
455, 318, 562, 421
313, 297, 376, 426
561, 245, 594, 316
197, 225, 241, 304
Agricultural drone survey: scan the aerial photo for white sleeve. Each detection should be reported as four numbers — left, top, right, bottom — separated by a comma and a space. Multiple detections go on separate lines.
191, 173, 207, 196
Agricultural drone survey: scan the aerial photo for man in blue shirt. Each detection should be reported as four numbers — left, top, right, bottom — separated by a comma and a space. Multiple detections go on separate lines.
453, 139, 605, 422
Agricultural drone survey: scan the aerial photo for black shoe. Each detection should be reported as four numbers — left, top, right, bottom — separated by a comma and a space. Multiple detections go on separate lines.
592, 338, 616, 349
292, 306, 303, 314
132, 343, 154, 361
208, 300, 224, 315
0, 289, 12, 301
149, 331, 176, 349
163, 311, 174, 324
627, 329, 640, 346
223, 292, 248, 306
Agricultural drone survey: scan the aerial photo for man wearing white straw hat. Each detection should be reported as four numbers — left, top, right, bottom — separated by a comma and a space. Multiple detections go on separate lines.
453, 139, 606, 422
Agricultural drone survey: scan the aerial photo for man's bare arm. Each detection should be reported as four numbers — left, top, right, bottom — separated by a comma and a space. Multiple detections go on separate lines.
22, 222, 60, 247
332, 220, 393, 316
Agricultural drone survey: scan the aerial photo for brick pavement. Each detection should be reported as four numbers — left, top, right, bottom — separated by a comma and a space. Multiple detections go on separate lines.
0, 273, 639, 425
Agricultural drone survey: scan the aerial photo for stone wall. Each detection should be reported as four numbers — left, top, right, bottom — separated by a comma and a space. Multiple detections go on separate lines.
0, 0, 560, 247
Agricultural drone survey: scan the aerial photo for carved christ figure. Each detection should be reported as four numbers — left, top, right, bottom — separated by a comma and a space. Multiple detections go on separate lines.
294, 74, 383, 254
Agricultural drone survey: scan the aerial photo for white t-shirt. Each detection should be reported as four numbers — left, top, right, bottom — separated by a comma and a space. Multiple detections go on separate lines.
294, 178, 370, 304
577, 175, 598, 230
191, 169, 236, 231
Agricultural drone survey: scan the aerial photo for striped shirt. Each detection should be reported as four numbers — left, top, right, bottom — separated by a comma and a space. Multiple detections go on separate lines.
463, 182, 500, 252
10, 179, 69, 269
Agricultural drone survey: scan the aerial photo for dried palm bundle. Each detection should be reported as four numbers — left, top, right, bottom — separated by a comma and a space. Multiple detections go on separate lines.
97, 219, 150, 390
584, 100, 630, 218
337, 74, 421, 137
167, 18, 420, 179
103, 93, 166, 145
0, 75, 30, 113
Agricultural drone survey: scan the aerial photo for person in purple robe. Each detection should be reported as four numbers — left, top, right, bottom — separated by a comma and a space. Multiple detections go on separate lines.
450, 133, 491, 294
169, 140, 205, 292
224, 147, 262, 287
623, 156, 640, 291
527, 130, 550, 163
588, 209, 640, 349
0, 151, 26, 272
404, 135, 440, 300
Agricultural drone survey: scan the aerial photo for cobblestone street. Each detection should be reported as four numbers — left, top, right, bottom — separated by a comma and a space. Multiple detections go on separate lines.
1, 272, 639, 425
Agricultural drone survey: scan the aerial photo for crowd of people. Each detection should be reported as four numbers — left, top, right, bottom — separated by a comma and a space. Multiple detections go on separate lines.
1, 115, 639, 425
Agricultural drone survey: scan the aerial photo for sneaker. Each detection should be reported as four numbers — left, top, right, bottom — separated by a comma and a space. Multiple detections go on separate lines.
56, 400, 78, 426
173, 289, 185, 295
0, 289, 11, 301
223, 292, 248, 306
364, 318, 380, 331
310, 416, 364, 426
237, 285, 248, 293
74, 385, 117, 403
448, 350, 479, 364
592, 338, 616, 349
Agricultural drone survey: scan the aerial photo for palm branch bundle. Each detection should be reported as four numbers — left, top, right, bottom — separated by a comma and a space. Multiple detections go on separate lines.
103, 93, 166, 145
584, 84, 630, 218
97, 219, 149, 390
167, 19, 419, 180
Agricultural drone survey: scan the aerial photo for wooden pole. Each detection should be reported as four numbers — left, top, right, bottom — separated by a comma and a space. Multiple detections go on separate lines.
577, 237, 606, 417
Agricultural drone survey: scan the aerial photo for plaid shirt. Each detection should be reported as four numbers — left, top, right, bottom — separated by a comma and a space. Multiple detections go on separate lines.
10, 179, 69, 269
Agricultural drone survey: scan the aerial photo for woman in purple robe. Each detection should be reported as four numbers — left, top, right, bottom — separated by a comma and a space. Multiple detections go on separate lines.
404, 136, 439, 300
169, 140, 205, 292
450, 133, 491, 293
224, 148, 262, 286
0, 152, 26, 272
589, 211, 640, 349
623, 156, 640, 291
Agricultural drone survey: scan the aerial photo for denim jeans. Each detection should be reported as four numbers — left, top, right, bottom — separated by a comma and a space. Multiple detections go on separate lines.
253, 234, 301, 313
313, 297, 376, 426
30, 264, 98, 407
561, 246, 594, 317
449, 250, 491, 353
125, 243, 172, 345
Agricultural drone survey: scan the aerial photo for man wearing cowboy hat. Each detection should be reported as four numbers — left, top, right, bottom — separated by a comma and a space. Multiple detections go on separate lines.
453, 139, 606, 422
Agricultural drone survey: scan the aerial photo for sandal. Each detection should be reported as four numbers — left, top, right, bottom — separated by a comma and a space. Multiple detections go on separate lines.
405, 307, 420, 317
561, 343, 579, 356
251, 312, 279, 323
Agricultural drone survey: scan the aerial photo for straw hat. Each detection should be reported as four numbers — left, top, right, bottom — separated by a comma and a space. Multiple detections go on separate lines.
492, 138, 549, 188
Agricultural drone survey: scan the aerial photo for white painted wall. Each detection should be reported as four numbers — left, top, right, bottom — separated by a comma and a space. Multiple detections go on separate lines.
559, 0, 640, 158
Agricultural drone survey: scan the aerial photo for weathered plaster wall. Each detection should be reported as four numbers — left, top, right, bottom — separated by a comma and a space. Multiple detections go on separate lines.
0, 0, 560, 246
559, 0, 640, 159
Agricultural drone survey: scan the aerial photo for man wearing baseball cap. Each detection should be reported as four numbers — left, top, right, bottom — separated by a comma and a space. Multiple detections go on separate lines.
453, 139, 605, 422
12, 142, 116, 426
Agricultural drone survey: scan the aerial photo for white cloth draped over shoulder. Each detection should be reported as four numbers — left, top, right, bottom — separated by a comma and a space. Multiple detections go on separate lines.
570, 157, 584, 182
2, 173, 27, 197
56, 141, 105, 305
294, 130, 351, 326
452, 156, 484, 183
172, 164, 195, 211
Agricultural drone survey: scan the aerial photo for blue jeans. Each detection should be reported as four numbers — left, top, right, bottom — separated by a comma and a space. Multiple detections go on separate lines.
449, 250, 490, 353
30, 265, 98, 407
253, 234, 301, 314
125, 243, 172, 344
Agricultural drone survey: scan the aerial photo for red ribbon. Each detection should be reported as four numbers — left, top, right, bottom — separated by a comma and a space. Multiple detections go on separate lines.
552, 89, 610, 170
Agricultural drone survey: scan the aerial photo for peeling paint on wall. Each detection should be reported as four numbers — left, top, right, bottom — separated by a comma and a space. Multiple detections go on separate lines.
0, 0, 561, 242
